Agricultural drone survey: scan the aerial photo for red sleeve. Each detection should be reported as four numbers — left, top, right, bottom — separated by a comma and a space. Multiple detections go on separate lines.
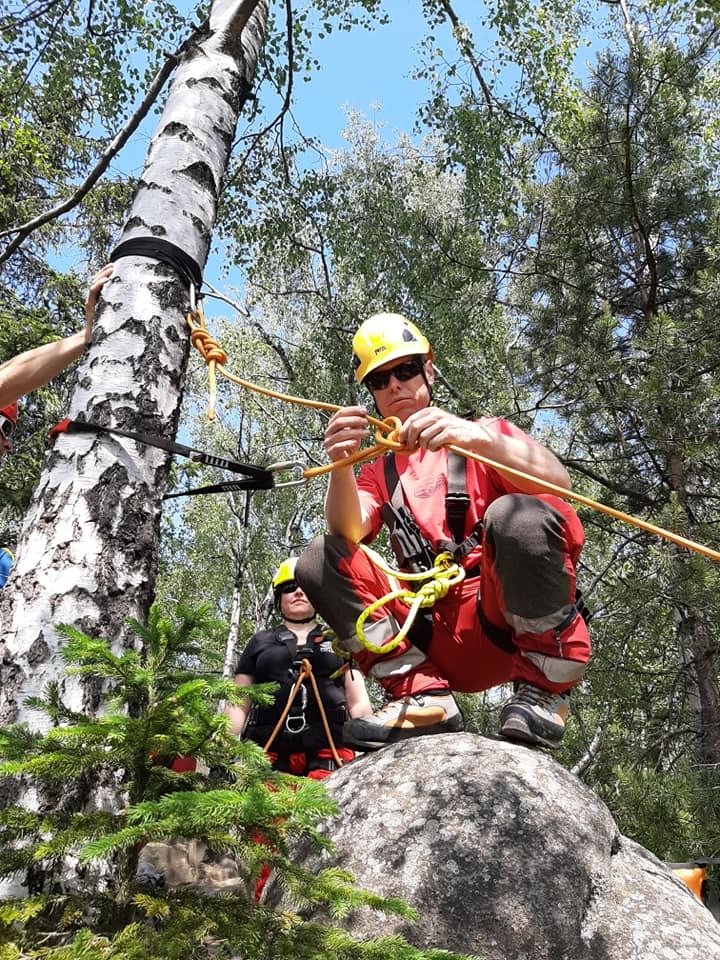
356, 458, 387, 543
478, 416, 546, 495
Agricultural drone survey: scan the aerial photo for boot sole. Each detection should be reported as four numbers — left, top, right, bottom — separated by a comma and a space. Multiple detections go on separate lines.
344, 717, 465, 752
499, 714, 563, 750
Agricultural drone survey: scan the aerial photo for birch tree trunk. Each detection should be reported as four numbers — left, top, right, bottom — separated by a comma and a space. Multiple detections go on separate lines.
223, 498, 253, 679
0, 0, 270, 729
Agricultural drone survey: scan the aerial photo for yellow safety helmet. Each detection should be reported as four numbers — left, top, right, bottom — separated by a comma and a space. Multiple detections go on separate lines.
272, 557, 297, 592
352, 313, 432, 384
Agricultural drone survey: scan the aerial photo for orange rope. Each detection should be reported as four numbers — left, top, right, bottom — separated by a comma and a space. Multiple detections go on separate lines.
187, 306, 720, 563
188, 304, 386, 429
262, 659, 343, 769
446, 444, 720, 562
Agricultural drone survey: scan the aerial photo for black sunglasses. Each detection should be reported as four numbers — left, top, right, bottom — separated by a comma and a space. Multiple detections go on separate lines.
364, 357, 425, 392
0, 415, 15, 441
277, 580, 301, 595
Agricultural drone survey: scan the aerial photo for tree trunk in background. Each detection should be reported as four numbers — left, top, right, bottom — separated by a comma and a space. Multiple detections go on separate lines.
0, 0, 270, 729
223, 497, 253, 678
677, 607, 720, 768
668, 449, 720, 769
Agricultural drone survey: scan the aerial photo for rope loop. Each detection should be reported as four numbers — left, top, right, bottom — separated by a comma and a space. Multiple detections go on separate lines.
354, 548, 465, 654
373, 416, 403, 449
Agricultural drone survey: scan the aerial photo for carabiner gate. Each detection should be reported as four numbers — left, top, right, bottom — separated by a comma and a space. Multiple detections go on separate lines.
268, 461, 307, 488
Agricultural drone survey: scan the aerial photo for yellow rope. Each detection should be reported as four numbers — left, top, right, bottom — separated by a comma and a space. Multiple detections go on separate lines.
447, 444, 720, 563
354, 547, 465, 653
187, 305, 720, 563
188, 302, 390, 430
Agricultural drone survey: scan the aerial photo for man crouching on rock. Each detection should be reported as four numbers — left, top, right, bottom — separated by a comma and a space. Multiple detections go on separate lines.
296, 313, 590, 752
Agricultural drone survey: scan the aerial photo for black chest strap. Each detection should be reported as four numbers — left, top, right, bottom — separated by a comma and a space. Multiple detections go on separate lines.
382, 451, 483, 564
445, 449, 471, 548
275, 628, 298, 660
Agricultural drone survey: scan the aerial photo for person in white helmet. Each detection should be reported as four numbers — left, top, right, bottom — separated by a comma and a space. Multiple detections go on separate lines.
296, 313, 590, 752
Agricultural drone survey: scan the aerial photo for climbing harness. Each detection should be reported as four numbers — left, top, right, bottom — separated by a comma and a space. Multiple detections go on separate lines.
383, 449, 484, 568
50, 418, 304, 497
261, 658, 344, 768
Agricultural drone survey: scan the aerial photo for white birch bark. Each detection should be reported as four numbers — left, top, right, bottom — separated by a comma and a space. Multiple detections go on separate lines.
0, 0, 270, 731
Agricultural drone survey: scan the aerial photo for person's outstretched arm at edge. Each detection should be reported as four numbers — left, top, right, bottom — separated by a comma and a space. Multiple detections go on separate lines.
0, 264, 114, 408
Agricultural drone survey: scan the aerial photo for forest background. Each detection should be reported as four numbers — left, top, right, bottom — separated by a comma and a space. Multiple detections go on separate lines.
1, 0, 720, 897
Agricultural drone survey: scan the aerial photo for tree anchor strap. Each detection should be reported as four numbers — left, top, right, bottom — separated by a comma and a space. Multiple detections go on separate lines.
50, 418, 275, 491
109, 237, 203, 290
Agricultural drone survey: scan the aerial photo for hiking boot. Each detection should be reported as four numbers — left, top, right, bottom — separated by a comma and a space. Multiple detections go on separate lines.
499, 682, 570, 749
343, 691, 464, 751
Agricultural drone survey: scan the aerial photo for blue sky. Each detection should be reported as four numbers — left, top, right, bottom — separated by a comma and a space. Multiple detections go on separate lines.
289, 0, 437, 146
100, 0, 456, 298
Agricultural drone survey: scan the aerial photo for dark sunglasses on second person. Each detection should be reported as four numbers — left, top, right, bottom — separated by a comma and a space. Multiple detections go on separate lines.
364, 357, 425, 392
277, 580, 301, 595
0, 415, 15, 441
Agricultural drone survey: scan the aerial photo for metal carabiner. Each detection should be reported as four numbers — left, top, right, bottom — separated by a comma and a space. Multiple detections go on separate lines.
268, 461, 307, 488
189, 282, 197, 314
285, 684, 309, 734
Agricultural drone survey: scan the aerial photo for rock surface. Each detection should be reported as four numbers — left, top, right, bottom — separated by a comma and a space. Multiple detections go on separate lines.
271, 733, 720, 959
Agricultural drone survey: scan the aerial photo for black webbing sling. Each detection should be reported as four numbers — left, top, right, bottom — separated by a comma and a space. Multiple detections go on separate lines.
382, 451, 484, 564
109, 237, 203, 291
50, 418, 275, 496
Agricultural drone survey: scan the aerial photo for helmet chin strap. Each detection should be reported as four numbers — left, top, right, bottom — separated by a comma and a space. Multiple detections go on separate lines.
283, 613, 317, 625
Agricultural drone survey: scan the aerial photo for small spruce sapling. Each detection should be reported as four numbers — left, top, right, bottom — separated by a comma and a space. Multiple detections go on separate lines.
0, 603, 474, 960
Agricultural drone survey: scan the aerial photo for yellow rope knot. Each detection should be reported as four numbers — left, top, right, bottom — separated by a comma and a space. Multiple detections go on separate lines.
413, 573, 454, 607
303, 416, 405, 479
187, 303, 228, 420
354, 549, 465, 655
190, 324, 228, 366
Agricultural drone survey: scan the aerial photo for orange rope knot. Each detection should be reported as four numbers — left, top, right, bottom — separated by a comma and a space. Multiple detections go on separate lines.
187, 306, 229, 420
189, 323, 228, 366
302, 416, 405, 479
373, 416, 403, 450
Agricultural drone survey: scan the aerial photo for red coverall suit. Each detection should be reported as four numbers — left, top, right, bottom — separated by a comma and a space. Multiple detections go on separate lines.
296, 416, 590, 700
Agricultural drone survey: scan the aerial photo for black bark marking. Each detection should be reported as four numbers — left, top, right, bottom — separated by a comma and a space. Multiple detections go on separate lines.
179, 160, 216, 195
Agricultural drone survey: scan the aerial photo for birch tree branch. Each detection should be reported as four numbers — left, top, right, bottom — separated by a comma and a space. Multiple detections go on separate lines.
0, 22, 209, 265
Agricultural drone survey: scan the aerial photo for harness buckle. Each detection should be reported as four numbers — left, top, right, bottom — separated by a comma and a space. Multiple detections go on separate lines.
268, 461, 307, 488
285, 685, 309, 734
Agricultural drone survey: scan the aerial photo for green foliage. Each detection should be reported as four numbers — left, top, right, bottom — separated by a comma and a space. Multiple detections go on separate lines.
4, 0, 720, 921
179, 2, 720, 874
508, 23, 720, 811
0, 273, 92, 537
0, 0, 197, 534
0, 604, 472, 960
